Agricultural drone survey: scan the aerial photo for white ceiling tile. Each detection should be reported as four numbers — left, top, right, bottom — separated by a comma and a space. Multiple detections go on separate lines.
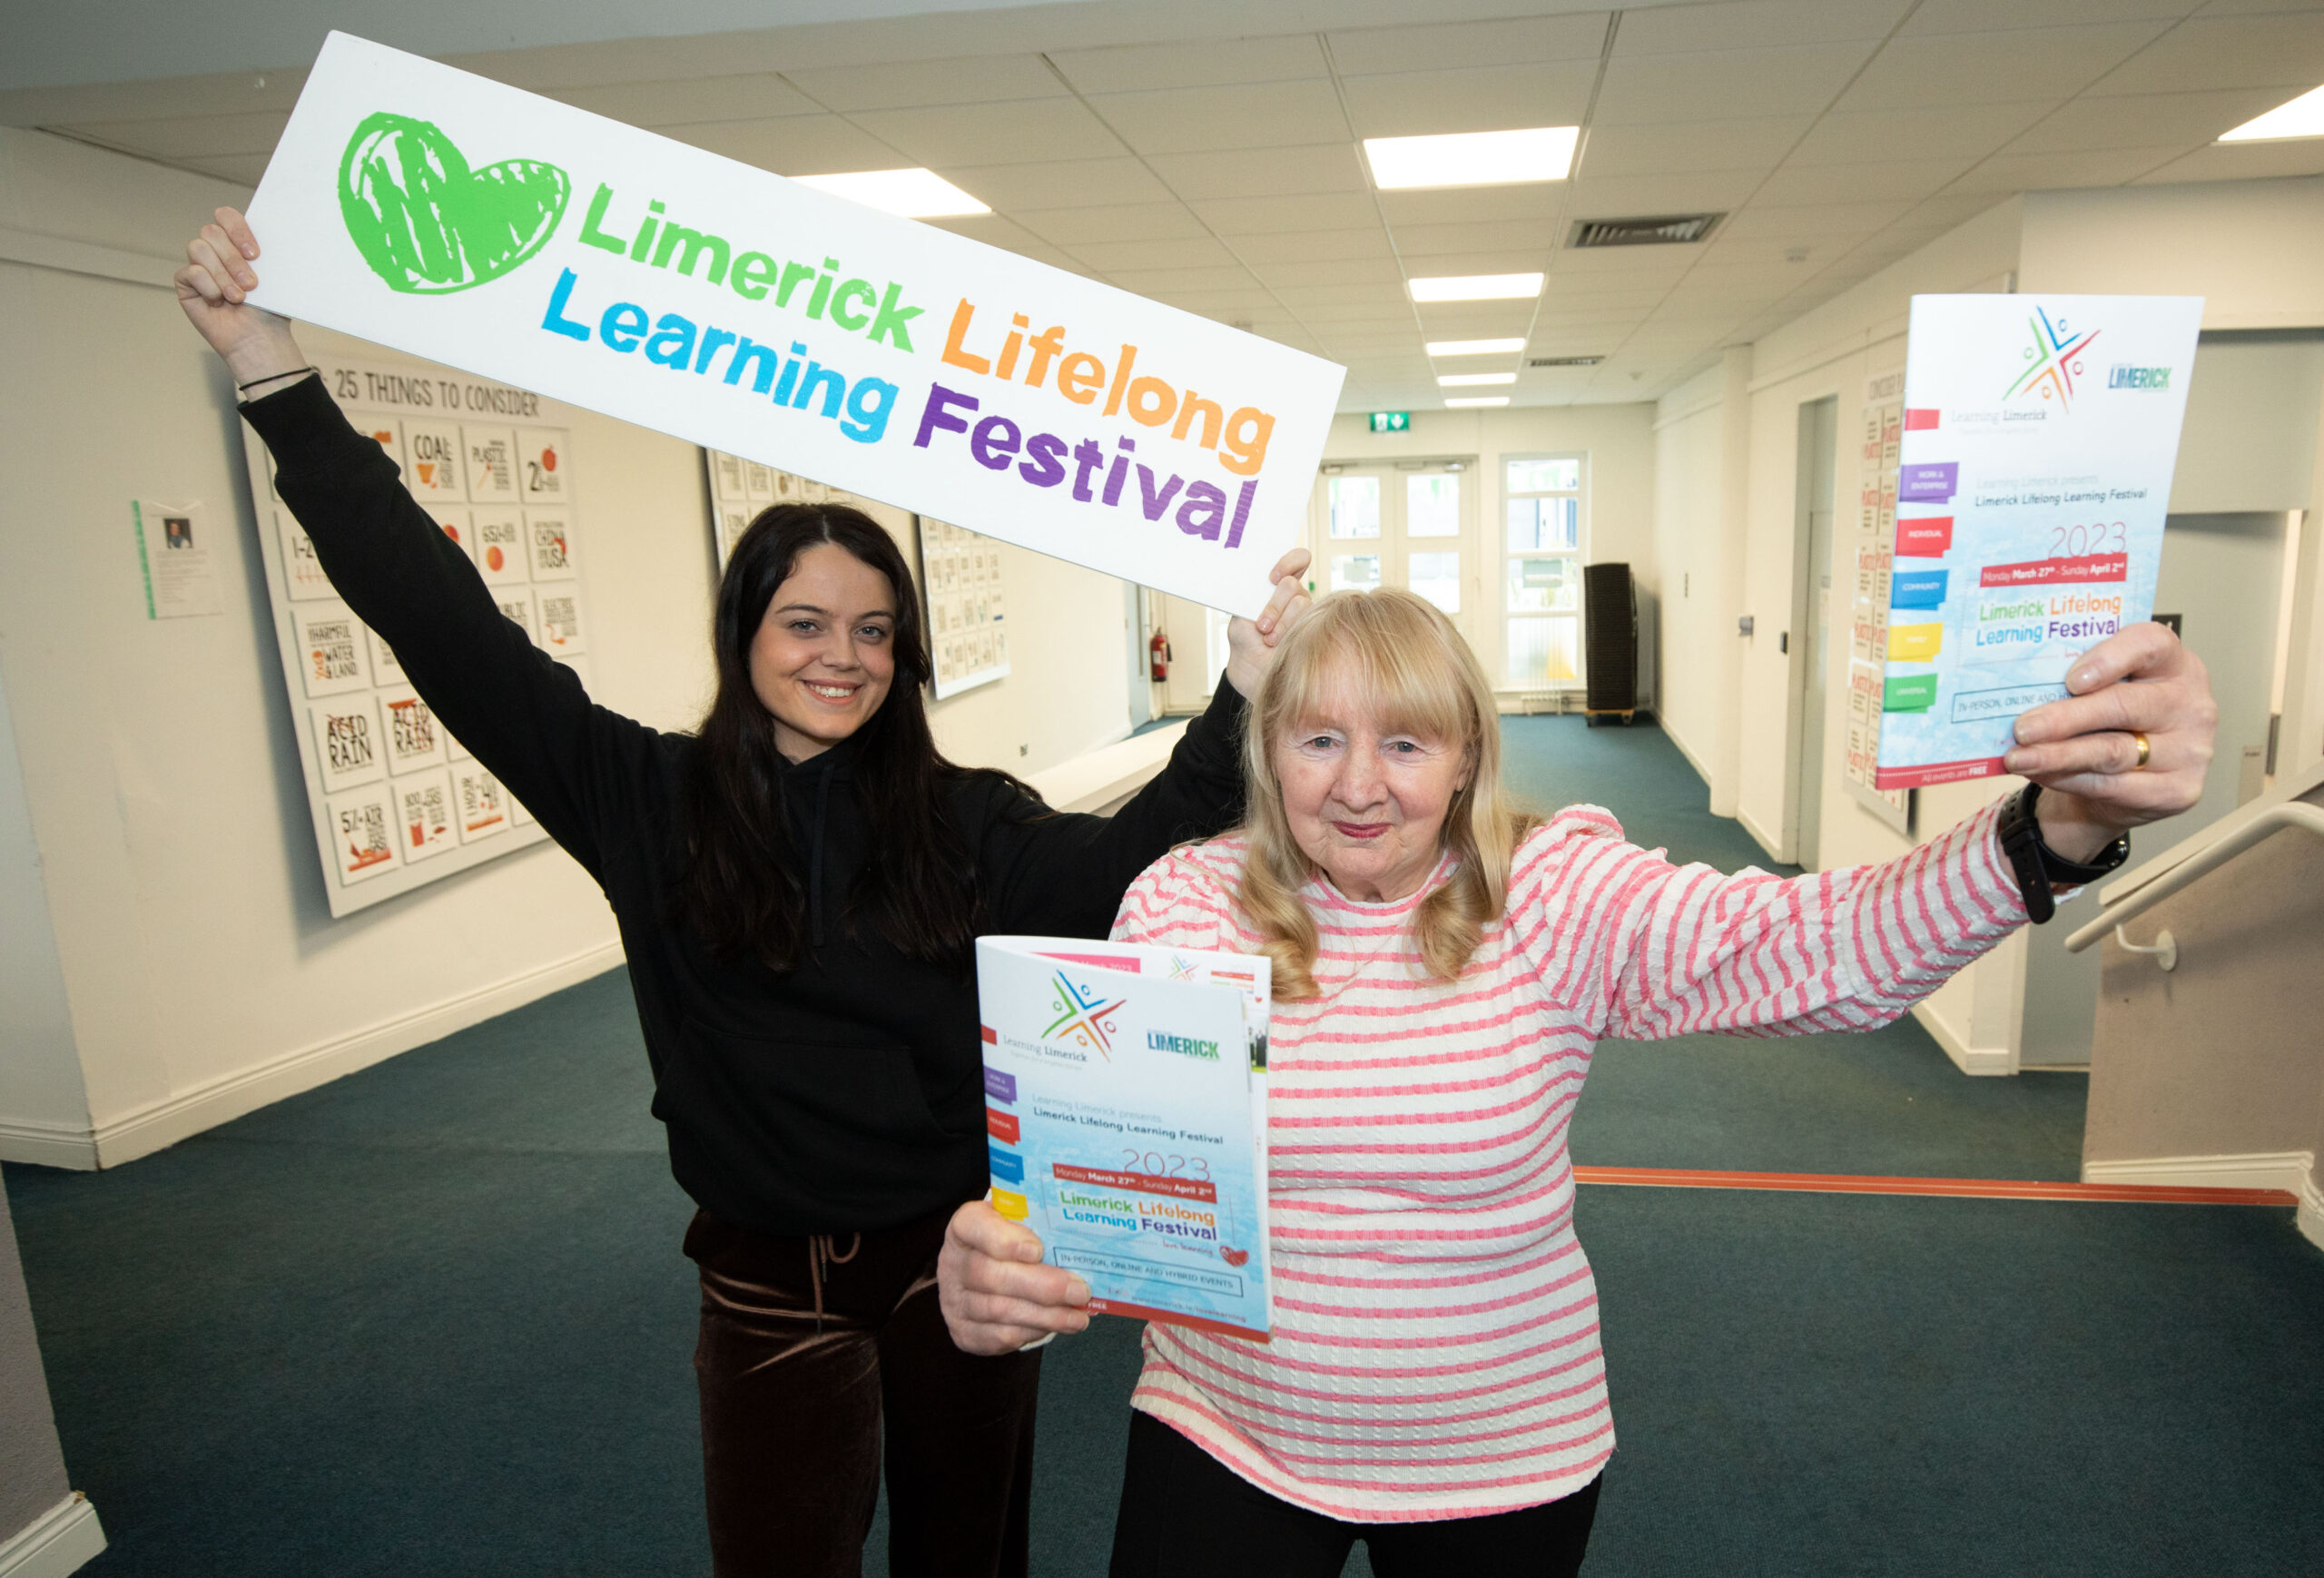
1014, 202, 1207, 243
1576, 116, 1813, 177
553, 75, 822, 126
1398, 249, 1563, 276
932, 157, 1171, 210
1833, 22, 2175, 111
0, 66, 310, 128
1903, 0, 2201, 34
781, 55, 1066, 111
2086, 11, 2324, 93
1700, 232, 1872, 267
1594, 43, 1879, 125
1274, 282, 1414, 310
1944, 145, 2190, 192
1147, 290, 1282, 316
1104, 265, 1268, 293
1374, 184, 1570, 226
172, 152, 271, 186
1230, 228, 1395, 263
1189, 192, 1383, 234
2130, 137, 2324, 182
1087, 81, 1349, 155
1615, 0, 1915, 54
1340, 62, 1599, 138
850, 98, 1126, 166
1720, 199, 1911, 236
62, 111, 286, 159
1326, 14, 1610, 75
1895, 192, 2015, 230
1249, 256, 1409, 289
2003, 87, 2291, 152
1413, 301, 1540, 330
670, 115, 905, 173
1067, 236, 1245, 271
1752, 158, 1973, 204
1048, 35, 1329, 94
1564, 170, 1768, 213
1389, 219, 1566, 256
1786, 101, 2056, 164
1145, 143, 1367, 201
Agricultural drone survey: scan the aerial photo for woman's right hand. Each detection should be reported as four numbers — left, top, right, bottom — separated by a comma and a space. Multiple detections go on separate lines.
175, 206, 309, 387
936, 1198, 1091, 1355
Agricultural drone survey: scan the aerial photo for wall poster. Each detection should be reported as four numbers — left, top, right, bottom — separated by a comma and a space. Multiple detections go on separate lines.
701, 447, 841, 570
1843, 368, 1914, 834
916, 515, 1009, 700
240, 349, 592, 915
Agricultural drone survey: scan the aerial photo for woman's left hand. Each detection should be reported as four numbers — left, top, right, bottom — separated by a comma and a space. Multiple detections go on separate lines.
1223, 547, 1314, 698
2002, 622, 2219, 863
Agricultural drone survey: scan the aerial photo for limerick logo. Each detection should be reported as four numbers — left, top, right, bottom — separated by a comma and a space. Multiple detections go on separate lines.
340, 112, 569, 294
1045, 972, 1128, 1056
2001, 308, 2101, 410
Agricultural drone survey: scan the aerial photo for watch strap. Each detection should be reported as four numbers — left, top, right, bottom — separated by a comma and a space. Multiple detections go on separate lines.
1995, 785, 2054, 923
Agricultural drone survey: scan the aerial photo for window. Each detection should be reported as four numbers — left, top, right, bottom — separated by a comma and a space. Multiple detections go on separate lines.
1502, 456, 1583, 685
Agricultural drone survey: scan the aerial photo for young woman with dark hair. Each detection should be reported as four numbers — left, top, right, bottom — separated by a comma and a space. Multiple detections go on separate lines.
177, 207, 1312, 1578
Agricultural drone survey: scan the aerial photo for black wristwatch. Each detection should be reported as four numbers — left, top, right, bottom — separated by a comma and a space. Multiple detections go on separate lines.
1994, 784, 2130, 923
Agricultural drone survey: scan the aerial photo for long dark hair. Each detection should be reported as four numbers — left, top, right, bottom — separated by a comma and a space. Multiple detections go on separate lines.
671, 502, 989, 971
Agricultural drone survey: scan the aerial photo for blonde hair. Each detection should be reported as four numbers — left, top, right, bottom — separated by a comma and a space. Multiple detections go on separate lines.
1236, 589, 1538, 1001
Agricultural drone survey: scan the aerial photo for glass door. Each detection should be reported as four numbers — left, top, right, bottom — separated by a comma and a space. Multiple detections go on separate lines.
1502, 457, 1585, 686
1315, 464, 1480, 646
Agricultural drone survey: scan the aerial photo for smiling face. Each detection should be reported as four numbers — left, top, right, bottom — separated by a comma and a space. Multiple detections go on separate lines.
748, 540, 898, 761
1271, 677, 1472, 902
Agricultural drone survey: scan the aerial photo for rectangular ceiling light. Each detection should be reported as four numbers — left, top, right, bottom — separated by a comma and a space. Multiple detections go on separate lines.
1409, 272, 1543, 302
1365, 127, 1579, 190
1427, 338, 1527, 357
792, 168, 990, 217
1444, 396, 1511, 408
1439, 371, 1517, 387
2219, 83, 2324, 141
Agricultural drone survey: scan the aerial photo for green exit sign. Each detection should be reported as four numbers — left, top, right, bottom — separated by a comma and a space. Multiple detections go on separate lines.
1369, 411, 1410, 433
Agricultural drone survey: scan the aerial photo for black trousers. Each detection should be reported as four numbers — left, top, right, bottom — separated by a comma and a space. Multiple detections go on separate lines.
1108, 1410, 1603, 1578
684, 1207, 1043, 1578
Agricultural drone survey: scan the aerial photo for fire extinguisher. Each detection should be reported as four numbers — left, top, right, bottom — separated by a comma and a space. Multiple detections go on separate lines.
1148, 629, 1171, 682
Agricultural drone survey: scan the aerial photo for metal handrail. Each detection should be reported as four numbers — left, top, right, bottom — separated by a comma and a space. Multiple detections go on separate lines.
2063, 801, 2324, 954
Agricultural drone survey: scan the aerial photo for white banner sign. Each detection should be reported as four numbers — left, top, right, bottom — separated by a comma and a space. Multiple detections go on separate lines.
244, 32, 1345, 614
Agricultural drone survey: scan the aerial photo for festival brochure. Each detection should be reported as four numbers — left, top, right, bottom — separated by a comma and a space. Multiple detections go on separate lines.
976, 936, 1272, 1341
1873, 293, 2202, 789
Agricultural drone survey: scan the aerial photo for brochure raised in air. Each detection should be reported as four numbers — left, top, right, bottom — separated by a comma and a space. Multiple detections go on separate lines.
976, 936, 1271, 1340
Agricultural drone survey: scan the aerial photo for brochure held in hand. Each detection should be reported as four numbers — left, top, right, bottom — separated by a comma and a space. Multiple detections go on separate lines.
976, 937, 1271, 1341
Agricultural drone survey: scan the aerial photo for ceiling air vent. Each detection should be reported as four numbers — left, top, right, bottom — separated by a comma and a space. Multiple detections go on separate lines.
1529, 355, 1603, 368
1569, 212, 1724, 249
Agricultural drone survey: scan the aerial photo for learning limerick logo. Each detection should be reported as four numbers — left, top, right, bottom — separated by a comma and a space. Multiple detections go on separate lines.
340, 112, 569, 293
1045, 972, 1128, 1056
2001, 308, 2101, 410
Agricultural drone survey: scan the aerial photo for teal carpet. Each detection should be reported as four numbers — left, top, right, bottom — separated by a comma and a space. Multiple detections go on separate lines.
7, 719, 2319, 1574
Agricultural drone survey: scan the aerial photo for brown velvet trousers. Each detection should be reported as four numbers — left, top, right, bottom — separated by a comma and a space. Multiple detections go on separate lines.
684, 1207, 1043, 1578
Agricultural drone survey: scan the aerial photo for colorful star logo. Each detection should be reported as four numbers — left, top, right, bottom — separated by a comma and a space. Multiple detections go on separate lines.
1045, 972, 1127, 1056
2002, 308, 2100, 410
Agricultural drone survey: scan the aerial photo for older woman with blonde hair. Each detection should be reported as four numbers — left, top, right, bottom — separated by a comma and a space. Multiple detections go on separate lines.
940, 588, 2216, 1577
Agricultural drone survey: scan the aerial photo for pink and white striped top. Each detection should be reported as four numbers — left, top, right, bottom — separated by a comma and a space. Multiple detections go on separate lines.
1111, 799, 2026, 1523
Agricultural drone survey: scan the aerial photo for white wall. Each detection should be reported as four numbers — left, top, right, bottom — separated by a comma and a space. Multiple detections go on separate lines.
0, 128, 1143, 1166
1650, 363, 1731, 798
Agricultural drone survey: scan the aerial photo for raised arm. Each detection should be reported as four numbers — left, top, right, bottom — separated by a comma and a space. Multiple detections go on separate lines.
1563, 622, 2216, 1041
977, 553, 1308, 939
180, 207, 647, 875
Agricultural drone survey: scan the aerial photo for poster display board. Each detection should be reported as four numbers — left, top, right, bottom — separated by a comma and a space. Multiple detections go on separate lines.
1873, 294, 2201, 790
702, 446, 842, 569
242, 32, 1344, 616
1843, 370, 1913, 833
916, 516, 1009, 699
978, 935, 1272, 1341
240, 349, 591, 915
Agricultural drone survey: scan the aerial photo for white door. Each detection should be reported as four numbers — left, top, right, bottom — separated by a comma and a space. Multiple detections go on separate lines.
1310, 464, 1482, 649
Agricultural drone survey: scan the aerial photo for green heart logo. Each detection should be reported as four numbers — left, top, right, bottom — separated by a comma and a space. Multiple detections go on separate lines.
339, 112, 569, 294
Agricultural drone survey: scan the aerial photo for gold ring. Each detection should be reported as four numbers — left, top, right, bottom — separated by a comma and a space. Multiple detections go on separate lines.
2131, 730, 2151, 770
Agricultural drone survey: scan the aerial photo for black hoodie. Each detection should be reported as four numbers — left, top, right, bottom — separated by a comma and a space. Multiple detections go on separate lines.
246, 376, 1251, 1236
